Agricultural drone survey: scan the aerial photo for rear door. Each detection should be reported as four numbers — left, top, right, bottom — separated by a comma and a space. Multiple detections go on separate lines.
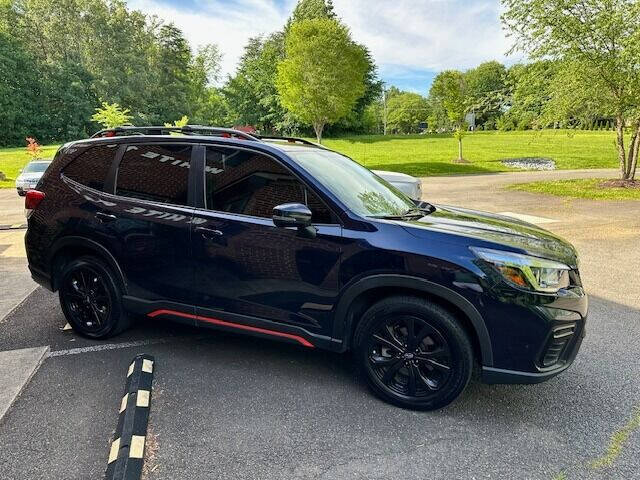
96, 142, 197, 313
190, 145, 343, 338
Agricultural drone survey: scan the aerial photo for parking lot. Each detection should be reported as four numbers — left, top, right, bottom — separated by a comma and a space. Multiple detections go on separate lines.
1, 171, 639, 480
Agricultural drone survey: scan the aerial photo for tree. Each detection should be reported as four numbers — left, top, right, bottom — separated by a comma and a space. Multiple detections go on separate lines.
464, 61, 507, 129
501, 61, 559, 130
224, 34, 298, 132
91, 102, 132, 129
429, 70, 469, 162
188, 44, 227, 125
276, 18, 367, 143
147, 24, 193, 123
288, 0, 335, 26
386, 92, 430, 134
502, 0, 640, 181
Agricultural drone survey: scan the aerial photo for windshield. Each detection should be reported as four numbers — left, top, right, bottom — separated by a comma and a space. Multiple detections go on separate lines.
289, 149, 416, 217
23, 162, 50, 173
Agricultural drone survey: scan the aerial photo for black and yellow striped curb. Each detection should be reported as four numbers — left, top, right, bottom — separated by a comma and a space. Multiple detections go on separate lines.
105, 354, 155, 480
0, 223, 27, 230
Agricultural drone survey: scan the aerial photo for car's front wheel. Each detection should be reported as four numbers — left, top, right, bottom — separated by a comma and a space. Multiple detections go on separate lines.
354, 296, 473, 410
58, 256, 130, 339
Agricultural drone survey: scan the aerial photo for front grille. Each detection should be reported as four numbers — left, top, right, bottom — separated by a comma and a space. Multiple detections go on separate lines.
541, 323, 577, 367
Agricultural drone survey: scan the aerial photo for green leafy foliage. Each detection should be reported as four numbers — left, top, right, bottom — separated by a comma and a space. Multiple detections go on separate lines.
276, 18, 368, 142
386, 92, 430, 134
289, 0, 336, 24
502, 0, 640, 179
464, 61, 507, 129
1, 0, 225, 145
91, 102, 132, 129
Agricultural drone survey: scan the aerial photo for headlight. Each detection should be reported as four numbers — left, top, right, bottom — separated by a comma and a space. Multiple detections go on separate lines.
471, 247, 571, 293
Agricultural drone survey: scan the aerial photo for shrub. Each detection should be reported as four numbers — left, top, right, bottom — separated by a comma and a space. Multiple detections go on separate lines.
26, 137, 42, 159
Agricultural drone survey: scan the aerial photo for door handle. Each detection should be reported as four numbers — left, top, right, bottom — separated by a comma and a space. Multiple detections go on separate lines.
195, 226, 223, 239
95, 212, 117, 223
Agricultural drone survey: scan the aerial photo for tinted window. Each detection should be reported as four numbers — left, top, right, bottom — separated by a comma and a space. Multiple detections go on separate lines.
205, 147, 333, 223
116, 144, 191, 206
63, 144, 117, 191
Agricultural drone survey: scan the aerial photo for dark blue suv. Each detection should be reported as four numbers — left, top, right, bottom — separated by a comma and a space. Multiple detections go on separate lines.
24, 126, 587, 410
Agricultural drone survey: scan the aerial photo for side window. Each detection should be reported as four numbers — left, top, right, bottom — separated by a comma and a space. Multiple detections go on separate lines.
205, 147, 334, 224
63, 144, 118, 191
116, 144, 192, 206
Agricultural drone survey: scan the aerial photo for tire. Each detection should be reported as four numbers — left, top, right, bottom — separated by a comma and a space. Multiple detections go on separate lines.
354, 295, 473, 410
58, 256, 130, 339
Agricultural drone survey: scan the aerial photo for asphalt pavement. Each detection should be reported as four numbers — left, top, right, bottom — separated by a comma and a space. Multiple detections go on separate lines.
1, 171, 639, 480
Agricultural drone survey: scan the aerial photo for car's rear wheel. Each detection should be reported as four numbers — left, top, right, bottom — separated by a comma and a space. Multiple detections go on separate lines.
354, 296, 473, 410
58, 256, 130, 339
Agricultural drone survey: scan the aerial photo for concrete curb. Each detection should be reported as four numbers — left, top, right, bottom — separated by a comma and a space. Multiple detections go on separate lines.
105, 354, 155, 480
0, 346, 50, 422
0, 285, 38, 325
0, 224, 27, 230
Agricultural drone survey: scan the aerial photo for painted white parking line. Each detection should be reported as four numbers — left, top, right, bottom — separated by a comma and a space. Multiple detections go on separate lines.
0, 346, 50, 420
49, 338, 175, 357
498, 211, 558, 225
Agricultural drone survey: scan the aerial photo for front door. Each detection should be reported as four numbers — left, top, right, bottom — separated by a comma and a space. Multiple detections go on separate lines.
191, 145, 343, 338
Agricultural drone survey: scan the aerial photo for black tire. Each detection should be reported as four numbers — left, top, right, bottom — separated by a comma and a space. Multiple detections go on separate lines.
354, 295, 473, 410
58, 256, 130, 339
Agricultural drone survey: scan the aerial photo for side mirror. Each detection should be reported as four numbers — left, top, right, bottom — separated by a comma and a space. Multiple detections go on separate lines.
273, 203, 312, 228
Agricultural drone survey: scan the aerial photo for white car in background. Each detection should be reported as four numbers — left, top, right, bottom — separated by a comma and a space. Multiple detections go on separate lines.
15, 160, 51, 196
373, 170, 423, 200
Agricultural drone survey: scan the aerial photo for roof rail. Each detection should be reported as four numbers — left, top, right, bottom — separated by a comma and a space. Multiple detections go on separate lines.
257, 135, 328, 149
90, 125, 260, 141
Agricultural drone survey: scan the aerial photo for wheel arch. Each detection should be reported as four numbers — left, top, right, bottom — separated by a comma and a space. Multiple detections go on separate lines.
334, 275, 494, 367
48, 236, 127, 294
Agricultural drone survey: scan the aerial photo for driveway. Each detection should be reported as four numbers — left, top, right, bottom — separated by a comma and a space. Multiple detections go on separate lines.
0, 189, 35, 319
1, 171, 639, 480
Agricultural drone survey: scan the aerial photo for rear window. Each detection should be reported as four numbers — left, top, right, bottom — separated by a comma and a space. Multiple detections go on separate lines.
23, 162, 50, 173
62, 144, 118, 191
115, 144, 192, 206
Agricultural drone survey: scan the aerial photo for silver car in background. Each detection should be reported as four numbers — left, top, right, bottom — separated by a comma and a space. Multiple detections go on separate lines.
373, 170, 423, 200
15, 160, 51, 196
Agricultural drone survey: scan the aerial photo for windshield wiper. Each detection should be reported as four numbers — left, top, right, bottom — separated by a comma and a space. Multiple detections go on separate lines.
369, 207, 433, 220
367, 202, 436, 220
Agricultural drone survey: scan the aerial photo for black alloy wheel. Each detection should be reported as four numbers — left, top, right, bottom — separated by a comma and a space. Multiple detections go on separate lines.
58, 256, 130, 338
355, 296, 473, 410
368, 316, 453, 397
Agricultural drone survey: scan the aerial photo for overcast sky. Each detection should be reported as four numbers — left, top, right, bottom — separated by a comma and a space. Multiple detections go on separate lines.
127, 0, 521, 95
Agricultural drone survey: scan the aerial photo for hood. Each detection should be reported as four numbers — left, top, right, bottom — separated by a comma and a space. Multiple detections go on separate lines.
17, 173, 44, 182
373, 170, 418, 184
402, 205, 578, 267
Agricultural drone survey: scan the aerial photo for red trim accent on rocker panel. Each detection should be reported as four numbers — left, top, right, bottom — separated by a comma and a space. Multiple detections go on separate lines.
147, 309, 314, 348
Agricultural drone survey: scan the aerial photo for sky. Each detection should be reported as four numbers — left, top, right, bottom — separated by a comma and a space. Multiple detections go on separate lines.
127, 0, 522, 95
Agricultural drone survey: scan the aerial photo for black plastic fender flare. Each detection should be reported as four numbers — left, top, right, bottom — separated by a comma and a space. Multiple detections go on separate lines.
332, 274, 493, 366
48, 235, 128, 293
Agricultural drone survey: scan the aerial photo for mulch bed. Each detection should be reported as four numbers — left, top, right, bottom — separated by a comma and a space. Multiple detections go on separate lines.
598, 179, 640, 189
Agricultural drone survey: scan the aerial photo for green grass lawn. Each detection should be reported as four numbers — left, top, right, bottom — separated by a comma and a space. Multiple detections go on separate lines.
0, 144, 60, 188
0, 129, 622, 188
320, 130, 619, 176
508, 178, 640, 200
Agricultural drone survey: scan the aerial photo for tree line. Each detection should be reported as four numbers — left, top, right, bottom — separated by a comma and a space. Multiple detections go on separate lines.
1, 0, 638, 180
0, 0, 379, 146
